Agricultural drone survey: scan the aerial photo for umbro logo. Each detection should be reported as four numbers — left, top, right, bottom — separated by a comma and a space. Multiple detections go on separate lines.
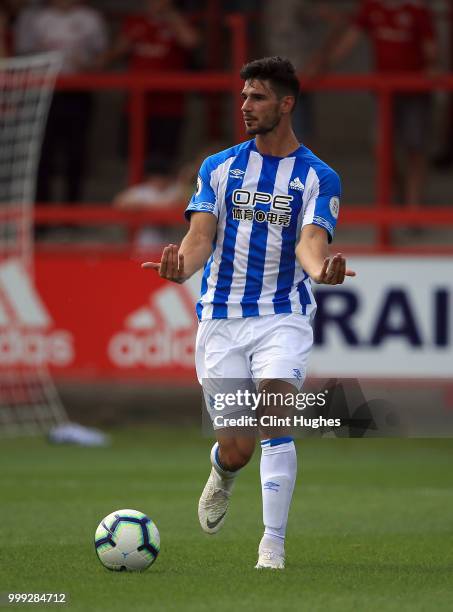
289, 177, 304, 191
229, 168, 245, 178
263, 481, 280, 493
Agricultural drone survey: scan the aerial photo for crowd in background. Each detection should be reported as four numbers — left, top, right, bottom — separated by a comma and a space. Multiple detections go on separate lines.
0, 0, 452, 220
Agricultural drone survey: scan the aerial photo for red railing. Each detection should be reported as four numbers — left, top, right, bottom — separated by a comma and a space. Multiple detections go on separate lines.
36, 14, 453, 251
34, 204, 453, 255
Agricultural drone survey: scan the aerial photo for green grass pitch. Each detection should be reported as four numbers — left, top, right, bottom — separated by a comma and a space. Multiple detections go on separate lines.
2, 428, 453, 611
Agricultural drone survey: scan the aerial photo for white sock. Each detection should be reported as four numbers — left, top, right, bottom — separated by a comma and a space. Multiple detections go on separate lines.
210, 442, 238, 491
259, 437, 297, 556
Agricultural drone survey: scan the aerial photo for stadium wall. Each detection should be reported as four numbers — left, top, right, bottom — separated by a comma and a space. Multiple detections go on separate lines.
2, 251, 450, 382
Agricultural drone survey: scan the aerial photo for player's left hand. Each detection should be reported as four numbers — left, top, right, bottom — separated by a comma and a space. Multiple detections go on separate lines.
312, 253, 356, 285
141, 244, 186, 283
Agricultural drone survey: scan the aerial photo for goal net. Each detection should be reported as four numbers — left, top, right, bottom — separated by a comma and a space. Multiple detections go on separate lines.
0, 52, 68, 436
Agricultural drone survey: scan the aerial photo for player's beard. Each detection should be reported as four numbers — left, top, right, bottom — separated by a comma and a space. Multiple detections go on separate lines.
245, 111, 282, 136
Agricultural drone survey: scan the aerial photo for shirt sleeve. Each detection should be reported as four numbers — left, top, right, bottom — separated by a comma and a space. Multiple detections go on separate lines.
121, 16, 145, 44
302, 168, 341, 243
185, 157, 218, 221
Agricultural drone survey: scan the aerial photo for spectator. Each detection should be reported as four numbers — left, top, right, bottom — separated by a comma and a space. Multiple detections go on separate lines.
15, 0, 108, 203
0, 0, 25, 58
100, 0, 200, 173
114, 156, 184, 211
262, 1, 344, 145
0, 10, 9, 58
113, 145, 220, 248
113, 155, 186, 248
324, 0, 439, 208
433, 100, 453, 169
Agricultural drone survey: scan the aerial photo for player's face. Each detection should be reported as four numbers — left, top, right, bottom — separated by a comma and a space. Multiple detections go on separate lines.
241, 79, 284, 136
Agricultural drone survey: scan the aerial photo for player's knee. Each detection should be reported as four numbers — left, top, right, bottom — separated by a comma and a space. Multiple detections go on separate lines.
219, 438, 254, 471
235, 438, 255, 466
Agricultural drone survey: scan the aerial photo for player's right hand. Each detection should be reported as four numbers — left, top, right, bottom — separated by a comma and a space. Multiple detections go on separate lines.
312, 253, 356, 285
141, 244, 186, 284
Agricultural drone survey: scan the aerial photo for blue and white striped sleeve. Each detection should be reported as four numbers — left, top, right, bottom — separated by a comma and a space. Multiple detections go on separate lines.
185, 157, 219, 221
302, 168, 341, 243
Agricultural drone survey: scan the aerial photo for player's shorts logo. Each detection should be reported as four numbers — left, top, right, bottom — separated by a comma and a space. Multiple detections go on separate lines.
329, 196, 340, 219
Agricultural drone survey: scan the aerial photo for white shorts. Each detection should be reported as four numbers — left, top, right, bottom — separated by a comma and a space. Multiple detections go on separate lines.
195, 313, 314, 426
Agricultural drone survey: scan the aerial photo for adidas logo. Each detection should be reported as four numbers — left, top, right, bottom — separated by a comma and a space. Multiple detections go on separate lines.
229, 168, 245, 178
0, 258, 73, 366
108, 275, 200, 369
289, 177, 304, 191
0, 259, 51, 328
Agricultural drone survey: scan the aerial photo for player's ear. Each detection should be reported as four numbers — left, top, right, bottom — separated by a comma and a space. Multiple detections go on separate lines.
280, 95, 295, 115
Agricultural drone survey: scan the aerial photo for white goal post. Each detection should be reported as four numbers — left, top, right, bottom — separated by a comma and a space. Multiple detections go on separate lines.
0, 52, 68, 436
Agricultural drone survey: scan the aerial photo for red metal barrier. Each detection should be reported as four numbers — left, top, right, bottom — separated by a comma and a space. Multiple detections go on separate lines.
34, 205, 453, 227
44, 14, 453, 251
34, 205, 453, 255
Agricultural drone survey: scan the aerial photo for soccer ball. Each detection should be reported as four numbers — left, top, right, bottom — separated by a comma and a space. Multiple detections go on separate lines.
94, 509, 160, 571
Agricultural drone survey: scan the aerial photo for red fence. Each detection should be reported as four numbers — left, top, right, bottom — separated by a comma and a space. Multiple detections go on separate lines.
37, 14, 453, 251
34, 205, 453, 255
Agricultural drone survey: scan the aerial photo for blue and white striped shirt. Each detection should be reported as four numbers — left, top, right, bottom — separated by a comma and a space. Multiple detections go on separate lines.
185, 139, 341, 321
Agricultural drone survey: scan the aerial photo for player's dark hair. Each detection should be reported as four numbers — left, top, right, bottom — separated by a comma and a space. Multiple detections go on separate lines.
240, 56, 300, 105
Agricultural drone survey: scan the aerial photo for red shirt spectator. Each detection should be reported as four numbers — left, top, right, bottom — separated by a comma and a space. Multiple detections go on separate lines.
121, 13, 188, 115
324, 0, 439, 208
100, 0, 199, 170
0, 5, 14, 58
1, 30, 12, 58
354, 0, 435, 72
122, 15, 187, 73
